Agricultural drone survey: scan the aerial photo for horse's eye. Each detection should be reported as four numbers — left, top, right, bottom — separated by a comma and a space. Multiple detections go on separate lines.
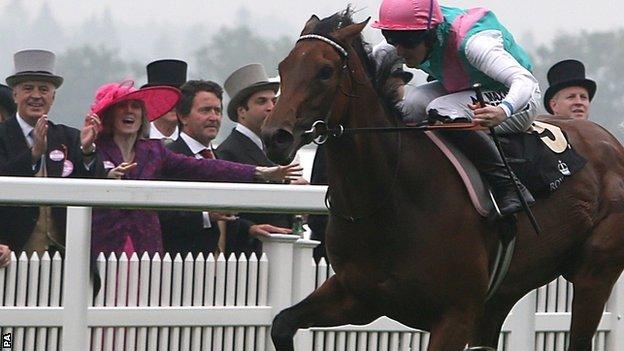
316, 66, 334, 80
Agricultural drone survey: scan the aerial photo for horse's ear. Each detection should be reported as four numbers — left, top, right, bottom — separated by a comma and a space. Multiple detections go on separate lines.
301, 15, 321, 35
333, 17, 370, 42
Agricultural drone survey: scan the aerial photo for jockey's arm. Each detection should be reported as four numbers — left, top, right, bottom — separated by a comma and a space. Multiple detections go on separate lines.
465, 30, 540, 118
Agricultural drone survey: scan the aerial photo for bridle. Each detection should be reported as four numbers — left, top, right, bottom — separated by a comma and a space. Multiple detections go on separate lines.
295, 33, 403, 222
297, 35, 433, 146
296, 34, 351, 145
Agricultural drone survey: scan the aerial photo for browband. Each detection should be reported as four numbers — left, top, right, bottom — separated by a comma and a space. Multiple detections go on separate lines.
297, 34, 349, 58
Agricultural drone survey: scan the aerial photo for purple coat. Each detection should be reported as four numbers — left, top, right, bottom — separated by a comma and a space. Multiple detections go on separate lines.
91, 137, 256, 257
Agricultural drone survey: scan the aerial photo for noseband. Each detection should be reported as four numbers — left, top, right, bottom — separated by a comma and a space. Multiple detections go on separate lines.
295, 33, 404, 223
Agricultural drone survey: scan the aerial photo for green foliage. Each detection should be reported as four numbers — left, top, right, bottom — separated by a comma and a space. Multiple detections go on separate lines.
194, 25, 293, 83
531, 30, 624, 140
192, 24, 294, 143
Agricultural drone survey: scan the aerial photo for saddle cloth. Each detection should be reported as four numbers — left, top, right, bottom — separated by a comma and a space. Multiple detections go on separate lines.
426, 121, 587, 217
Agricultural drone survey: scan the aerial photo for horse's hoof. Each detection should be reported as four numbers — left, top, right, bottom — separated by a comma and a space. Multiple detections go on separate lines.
465, 347, 496, 351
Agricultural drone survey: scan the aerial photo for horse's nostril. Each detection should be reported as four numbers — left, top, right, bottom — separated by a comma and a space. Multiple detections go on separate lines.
273, 129, 294, 147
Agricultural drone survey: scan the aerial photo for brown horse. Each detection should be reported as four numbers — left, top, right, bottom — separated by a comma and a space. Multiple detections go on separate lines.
261, 9, 624, 351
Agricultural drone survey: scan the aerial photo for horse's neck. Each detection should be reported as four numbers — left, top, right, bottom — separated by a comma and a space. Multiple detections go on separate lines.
325, 82, 430, 216
327, 76, 454, 215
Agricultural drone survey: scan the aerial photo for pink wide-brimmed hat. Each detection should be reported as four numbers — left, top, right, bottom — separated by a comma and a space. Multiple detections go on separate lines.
90, 80, 181, 122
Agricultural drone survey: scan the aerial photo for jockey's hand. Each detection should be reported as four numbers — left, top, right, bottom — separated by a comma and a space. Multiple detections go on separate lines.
470, 104, 507, 128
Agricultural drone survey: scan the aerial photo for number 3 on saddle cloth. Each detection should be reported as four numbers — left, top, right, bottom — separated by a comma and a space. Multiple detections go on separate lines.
427, 121, 587, 217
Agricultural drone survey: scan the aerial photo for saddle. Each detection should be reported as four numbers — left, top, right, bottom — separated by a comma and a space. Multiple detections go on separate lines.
427, 121, 587, 217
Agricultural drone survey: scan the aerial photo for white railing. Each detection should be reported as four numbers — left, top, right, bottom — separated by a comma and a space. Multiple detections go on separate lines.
0, 176, 623, 351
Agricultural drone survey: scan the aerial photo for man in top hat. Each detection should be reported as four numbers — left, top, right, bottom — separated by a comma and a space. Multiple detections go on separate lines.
0, 49, 103, 258
0, 84, 16, 123
144, 59, 187, 141
544, 59, 596, 120
217, 63, 293, 255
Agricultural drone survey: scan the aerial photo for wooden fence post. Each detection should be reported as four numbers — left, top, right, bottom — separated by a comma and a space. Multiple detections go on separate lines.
61, 206, 92, 351
292, 238, 320, 350
503, 290, 536, 351
260, 234, 300, 351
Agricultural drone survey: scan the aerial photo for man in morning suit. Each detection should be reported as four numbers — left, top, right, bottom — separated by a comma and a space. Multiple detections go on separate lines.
0, 49, 102, 261
162, 79, 292, 257
159, 79, 226, 257
217, 64, 293, 255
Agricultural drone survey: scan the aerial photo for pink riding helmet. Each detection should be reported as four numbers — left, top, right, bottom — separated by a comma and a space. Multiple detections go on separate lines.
372, 0, 443, 31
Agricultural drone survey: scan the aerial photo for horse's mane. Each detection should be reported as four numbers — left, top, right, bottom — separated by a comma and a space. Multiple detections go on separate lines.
310, 7, 404, 119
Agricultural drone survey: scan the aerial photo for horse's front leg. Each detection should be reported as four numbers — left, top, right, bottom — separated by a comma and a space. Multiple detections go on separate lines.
271, 274, 379, 351
425, 305, 484, 351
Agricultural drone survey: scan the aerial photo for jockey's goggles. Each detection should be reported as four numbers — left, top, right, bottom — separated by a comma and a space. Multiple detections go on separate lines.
382, 29, 430, 49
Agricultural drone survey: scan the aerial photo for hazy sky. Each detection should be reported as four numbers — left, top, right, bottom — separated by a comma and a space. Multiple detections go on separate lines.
14, 0, 624, 46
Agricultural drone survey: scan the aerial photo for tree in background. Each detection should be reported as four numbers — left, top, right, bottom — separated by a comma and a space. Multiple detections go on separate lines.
532, 30, 624, 141
194, 25, 292, 83
193, 24, 293, 143
53, 46, 142, 127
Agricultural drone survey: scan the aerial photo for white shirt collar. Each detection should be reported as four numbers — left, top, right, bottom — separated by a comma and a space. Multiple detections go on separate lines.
235, 123, 264, 151
16, 112, 34, 146
179, 132, 213, 155
149, 122, 179, 140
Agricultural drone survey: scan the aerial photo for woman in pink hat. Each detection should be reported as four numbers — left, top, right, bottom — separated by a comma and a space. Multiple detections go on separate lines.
88, 80, 301, 257
371, 0, 539, 217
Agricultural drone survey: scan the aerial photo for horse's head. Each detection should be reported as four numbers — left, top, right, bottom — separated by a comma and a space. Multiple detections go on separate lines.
261, 10, 370, 165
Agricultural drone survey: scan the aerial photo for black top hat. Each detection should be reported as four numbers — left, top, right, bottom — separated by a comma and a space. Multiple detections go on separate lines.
544, 59, 596, 114
142, 59, 188, 88
0, 84, 16, 116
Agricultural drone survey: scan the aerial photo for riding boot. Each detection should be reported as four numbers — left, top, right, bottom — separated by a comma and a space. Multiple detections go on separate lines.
441, 130, 535, 216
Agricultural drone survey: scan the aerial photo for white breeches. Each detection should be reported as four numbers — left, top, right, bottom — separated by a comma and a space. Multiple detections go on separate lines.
401, 81, 541, 134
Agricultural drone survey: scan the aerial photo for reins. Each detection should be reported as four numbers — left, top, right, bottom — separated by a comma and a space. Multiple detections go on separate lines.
297, 33, 404, 223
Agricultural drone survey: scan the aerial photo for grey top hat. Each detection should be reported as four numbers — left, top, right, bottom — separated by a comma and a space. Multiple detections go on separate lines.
224, 63, 279, 122
6, 49, 64, 88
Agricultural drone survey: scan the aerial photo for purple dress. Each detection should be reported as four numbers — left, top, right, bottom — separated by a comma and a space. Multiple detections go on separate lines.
91, 137, 256, 257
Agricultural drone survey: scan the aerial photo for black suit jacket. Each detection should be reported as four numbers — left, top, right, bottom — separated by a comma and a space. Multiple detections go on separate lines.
0, 115, 104, 252
159, 137, 220, 257
216, 129, 292, 256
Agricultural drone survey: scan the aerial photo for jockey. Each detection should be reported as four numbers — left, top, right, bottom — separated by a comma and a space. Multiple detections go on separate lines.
371, 0, 538, 216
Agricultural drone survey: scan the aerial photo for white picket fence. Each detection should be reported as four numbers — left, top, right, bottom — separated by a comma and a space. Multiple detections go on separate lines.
1, 177, 624, 351
2, 249, 622, 351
